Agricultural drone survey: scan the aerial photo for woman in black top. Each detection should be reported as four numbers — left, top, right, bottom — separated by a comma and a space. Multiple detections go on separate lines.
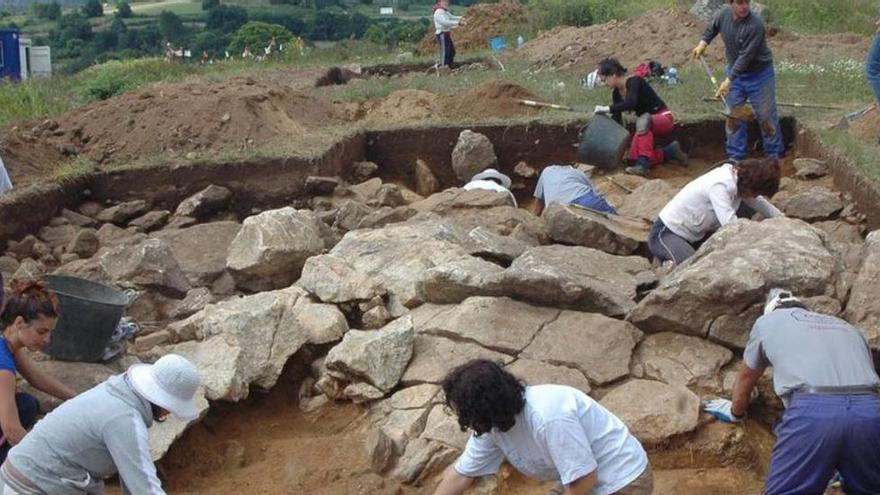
594, 58, 689, 176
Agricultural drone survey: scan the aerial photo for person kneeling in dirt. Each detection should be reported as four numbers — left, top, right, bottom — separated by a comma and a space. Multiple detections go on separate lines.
648, 157, 782, 266
0, 279, 76, 465
704, 289, 880, 495
0, 354, 201, 494
531, 164, 616, 216
433, 360, 653, 495
463, 168, 517, 207
433, 0, 465, 70
594, 57, 689, 177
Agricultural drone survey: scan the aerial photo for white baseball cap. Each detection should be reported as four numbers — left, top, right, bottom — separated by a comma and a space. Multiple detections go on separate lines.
470, 168, 512, 189
763, 288, 801, 315
128, 354, 201, 421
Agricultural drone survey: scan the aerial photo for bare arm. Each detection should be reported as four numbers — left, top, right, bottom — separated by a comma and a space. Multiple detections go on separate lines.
530, 199, 545, 217
0, 371, 27, 445
433, 467, 475, 495
732, 364, 765, 417
564, 471, 598, 495
15, 351, 76, 400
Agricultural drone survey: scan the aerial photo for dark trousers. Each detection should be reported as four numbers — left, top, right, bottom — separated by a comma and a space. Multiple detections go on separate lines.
437, 32, 455, 67
0, 392, 40, 463
648, 218, 697, 265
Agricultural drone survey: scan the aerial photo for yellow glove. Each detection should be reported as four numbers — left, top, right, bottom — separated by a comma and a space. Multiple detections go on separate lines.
715, 78, 732, 99
691, 40, 708, 60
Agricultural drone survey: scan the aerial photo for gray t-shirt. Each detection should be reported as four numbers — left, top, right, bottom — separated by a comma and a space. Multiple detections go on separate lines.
534, 165, 594, 206
743, 308, 880, 406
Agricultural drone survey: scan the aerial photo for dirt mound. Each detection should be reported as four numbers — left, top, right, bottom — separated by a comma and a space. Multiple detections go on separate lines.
353, 79, 540, 123
416, 0, 528, 56
849, 105, 880, 141
519, 9, 871, 71
1, 76, 344, 187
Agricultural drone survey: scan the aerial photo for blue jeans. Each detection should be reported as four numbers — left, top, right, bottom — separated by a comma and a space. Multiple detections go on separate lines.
867, 34, 880, 106
764, 393, 880, 495
571, 190, 616, 214
726, 64, 784, 160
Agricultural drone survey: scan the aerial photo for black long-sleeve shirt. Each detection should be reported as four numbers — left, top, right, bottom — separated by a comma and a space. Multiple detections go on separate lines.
609, 76, 666, 125
702, 7, 773, 80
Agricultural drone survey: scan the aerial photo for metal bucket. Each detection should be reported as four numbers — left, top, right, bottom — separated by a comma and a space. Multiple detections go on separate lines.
576, 113, 631, 170
42, 275, 130, 362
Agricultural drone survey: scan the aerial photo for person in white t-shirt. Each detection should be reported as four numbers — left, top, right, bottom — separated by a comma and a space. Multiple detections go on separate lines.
648, 157, 783, 265
463, 168, 517, 207
433, 360, 652, 495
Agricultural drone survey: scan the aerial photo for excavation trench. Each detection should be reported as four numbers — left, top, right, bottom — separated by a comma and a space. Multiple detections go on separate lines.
0, 118, 863, 494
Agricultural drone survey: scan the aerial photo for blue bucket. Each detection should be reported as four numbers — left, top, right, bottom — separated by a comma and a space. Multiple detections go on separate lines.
489, 36, 507, 52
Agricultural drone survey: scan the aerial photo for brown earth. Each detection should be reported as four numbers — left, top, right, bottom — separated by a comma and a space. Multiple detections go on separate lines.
416, 0, 529, 56
518, 9, 872, 71
849, 105, 880, 141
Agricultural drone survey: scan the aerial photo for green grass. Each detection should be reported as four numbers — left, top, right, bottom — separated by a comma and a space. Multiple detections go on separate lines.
53, 158, 96, 182
816, 128, 880, 182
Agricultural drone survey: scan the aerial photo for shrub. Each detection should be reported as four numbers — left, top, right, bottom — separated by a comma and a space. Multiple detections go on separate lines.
82, 0, 103, 18
228, 21, 293, 54
32, 2, 62, 21
202, 0, 220, 10
528, 0, 593, 30
115, 1, 133, 18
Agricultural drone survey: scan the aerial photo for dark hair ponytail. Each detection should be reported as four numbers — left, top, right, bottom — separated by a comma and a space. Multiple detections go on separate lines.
0, 279, 59, 329
596, 57, 627, 77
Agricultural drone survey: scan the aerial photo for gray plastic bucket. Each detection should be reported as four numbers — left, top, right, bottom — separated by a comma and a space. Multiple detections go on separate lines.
42, 275, 130, 362
576, 113, 631, 170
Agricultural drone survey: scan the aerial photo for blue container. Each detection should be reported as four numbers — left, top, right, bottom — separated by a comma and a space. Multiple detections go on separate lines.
0, 29, 22, 81
489, 36, 507, 52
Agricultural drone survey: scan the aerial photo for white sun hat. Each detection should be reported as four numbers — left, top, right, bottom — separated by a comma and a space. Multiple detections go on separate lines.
470, 168, 512, 189
763, 288, 802, 315
128, 354, 201, 421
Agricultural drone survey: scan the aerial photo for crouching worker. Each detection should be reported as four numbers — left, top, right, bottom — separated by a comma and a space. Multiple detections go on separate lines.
649, 157, 782, 265
704, 289, 880, 495
532, 165, 616, 216
433, 360, 653, 495
464, 168, 517, 207
593, 57, 689, 177
0, 278, 76, 464
0, 354, 202, 494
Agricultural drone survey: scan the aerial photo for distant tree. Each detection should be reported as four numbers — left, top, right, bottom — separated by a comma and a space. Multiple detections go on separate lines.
349, 12, 370, 38
53, 12, 94, 43
228, 21, 293, 53
32, 2, 62, 21
192, 30, 228, 55
249, 12, 305, 36
201, 0, 220, 10
206, 4, 248, 33
115, 1, 132, 18
157, 10, 185, 43
82, 0, 103, 18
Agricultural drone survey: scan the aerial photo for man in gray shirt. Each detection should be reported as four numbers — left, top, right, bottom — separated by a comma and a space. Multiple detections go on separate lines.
704, 289, 880, 495
532, 165, 616, 216
691, 0, 784, 160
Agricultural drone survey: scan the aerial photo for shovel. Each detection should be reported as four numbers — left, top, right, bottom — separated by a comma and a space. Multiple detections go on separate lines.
519, 99, 590, 114
836, 104, 875, 129
697, 56, 744, 120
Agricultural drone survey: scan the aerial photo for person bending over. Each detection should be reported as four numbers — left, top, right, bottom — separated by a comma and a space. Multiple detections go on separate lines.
594, 57, 689, 177
433, 360, 652, 495
648, 157, 782, 265
532, 165, 616, 216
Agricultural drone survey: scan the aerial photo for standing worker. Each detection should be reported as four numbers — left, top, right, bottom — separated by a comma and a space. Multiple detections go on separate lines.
433, 0, 465, 70
867, 13, 880, 143
593, 57, 690, 177
648, 158, 782, 265
433, 360, 653, 495
692, 0, 784, 160
532, 164, 617, 216
0, 279, 76, 464
0, 354, 202, 494
704, 289, 880, 495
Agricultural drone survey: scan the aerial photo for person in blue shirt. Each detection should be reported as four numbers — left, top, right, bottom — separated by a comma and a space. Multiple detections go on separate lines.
0, 278, 75, 463
867, 14, 880, 143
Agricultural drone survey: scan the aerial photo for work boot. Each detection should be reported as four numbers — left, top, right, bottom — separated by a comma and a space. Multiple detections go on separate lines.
625, 157, 650, 177
663, 141, 690, 166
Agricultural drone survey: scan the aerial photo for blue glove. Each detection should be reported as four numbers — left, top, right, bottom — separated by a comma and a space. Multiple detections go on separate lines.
703, 398, 742, 423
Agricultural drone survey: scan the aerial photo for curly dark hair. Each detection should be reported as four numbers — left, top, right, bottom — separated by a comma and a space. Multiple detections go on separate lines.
734, 158, 781, 198
441, 359, 526, 436
596, 57, 627, 77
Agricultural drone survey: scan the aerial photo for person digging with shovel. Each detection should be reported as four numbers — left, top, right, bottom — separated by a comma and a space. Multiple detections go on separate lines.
692, 0, 784, 160
593, 57, 689, 177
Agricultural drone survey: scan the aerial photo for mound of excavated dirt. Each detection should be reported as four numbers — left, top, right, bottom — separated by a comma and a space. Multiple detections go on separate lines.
1, 76, 345, 188
849, 106, 880, 142
416, 0, 528, 56
351, 79, 540, 123
519, 9, 871, 71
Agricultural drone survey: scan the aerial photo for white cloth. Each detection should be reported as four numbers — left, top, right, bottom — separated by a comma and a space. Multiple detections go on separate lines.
0, 155, 12, 195
454, 385, 648, 495
658, 163, 782, 243
434, 8, 462, 34
463, 179, 517, 207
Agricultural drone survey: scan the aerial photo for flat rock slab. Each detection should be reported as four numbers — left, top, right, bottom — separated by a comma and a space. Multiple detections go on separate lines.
844, 230, 880, 350
414, 296, 559, 355
600, 379, 700, 445
776, 187, 844, 221
401, 334, 513, 385
521, 311, 643, 386
505, 358, 591, 393
152, 221, 241, 287
618, 179, 677, 221
632, 332, 733, 389
543, 203, 648, 255
325, 316, 415, 393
